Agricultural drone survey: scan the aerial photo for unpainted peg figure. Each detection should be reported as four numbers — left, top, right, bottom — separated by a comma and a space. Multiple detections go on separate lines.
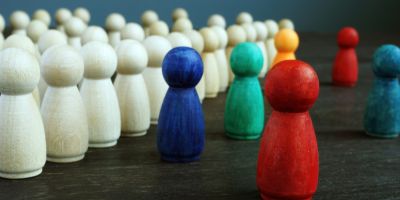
105, 13, 126, 48
200, 27, 220, 98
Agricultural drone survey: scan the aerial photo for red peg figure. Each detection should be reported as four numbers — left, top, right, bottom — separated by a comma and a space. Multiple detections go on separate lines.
332, 27, 359, 87
257, 60, 319, 200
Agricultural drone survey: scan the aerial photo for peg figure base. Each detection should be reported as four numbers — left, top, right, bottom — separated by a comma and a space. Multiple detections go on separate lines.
226, 131, 261, 140
365, 132, 399, 139
47, 154, 85, 163
260, 193, 311, 200
333, 80, 356, 87
0, 168, 42, 179
151, 119, 158, 125
89, 140, 118, 148
205, 93, 218, 98
122, 131, 147, 137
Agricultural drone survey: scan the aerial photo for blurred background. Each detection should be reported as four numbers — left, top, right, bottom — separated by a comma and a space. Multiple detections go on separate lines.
0, 0, 398, 32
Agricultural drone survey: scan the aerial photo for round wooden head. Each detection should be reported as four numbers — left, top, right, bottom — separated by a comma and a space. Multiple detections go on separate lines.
115, 40, 148, 74
149, 20, 169, 36
143, 35, 172, 67
33, 9, 51, 27
253, 21, 268, 42
10, 10, 30, 29
167, 32, 192, 48
337, 27, 359, 48
41, 44, 84, 87
278, 18, 294, 30
64, 17, 86, 37
74, 7, 90, 24
372, 44, 400, 78
3, 35, 36, 56
0, 14, 5, 32
81, 41, 117, 79
266, 60, 319, 112
0, 48, 40, 95
105, 13, 126, 32
241, 23, 257, 42
208, 14, 226, 28
81, 26, 109, 45
162, 47, 203, 88
172, 18, 193, 33
200, 27, 219, 52
141, 10, 159, 27
274, 29, 299, 52
265, 19, 279, 39
184, 30, 204, 53
55, 8, 72, 25
121, 23, 145, 41
230, 42, 263, 77
172, 8, 188, 22
27, 20, 48, 43
236, 12, 253, 25
211, 26, 228, 49
227, 25, 246, 47
38, 30, 67, 54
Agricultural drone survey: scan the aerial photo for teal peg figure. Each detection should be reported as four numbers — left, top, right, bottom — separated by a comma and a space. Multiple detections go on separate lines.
224, 42, 264, 140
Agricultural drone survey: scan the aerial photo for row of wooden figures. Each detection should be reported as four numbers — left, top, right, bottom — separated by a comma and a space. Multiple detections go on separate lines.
0, 8, 297, 99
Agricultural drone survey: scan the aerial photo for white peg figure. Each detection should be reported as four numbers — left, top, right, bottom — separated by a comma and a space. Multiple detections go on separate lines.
264, 20, 279, 70
55, 8, 72, 33
114, 40, 151, 136
141, 10, 159, 36
80, 41, 121, 147
105, 13, 126, 48
74, 7, 91, 25
172, 18, 193, 33
208, 14, 226, 28
81, 26, 109, 45
33, 9, 51, 27
142, 36, 172, 124
64, 17, 86, 50
0, 48, 46, 179
167, 32, 192, 48
148, 20, 169, 37
211, 26, 229, 92
10, 10, 30, 35
121, 23, 145, 41
40, 44, 89, 163
253, 21, 269, 77
226, 25, 247, 84
184, 30, 206, 102
200, 27, 220, 98
236, 12, 253, 25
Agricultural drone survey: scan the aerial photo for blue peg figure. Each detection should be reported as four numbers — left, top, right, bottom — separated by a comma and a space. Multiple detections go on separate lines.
157, 47, 205, 162
364, 44, 400, 138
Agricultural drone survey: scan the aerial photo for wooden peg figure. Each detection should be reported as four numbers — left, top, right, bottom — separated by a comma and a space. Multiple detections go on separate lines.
257, 60, 319, 200
364, 45, 400, 138
157, 47, 205, 162
332, 27, 359, 87
224, 42, 264, 140
272, 29, 299, 67
0, 48, 46, 179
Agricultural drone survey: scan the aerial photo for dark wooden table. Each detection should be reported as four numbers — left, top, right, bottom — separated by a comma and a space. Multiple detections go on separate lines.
1, 32, 400, 200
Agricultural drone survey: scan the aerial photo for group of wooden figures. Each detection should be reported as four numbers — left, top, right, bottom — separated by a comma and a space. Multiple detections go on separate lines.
0, 5, 392, 200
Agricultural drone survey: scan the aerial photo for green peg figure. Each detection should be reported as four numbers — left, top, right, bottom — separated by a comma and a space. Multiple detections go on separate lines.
224, 42, 264, 140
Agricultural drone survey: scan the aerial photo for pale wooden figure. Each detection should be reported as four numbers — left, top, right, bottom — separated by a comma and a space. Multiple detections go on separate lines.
10, 11, 30, 36
81, 26, 109, 45
200, 27, 220, 98
207, 14, 226, 28
80, 41, 121, 147
148, 20, 169, 37
0, 48, 46, 179
3, 35, 41, 105
279, 18, 295, 30
55, 8, 72, 33
241, 23, 257, 42
105, 13, 126, 48
253, 21, 269, 77
167, 32, 192, 48
37, 30, 68, 100
142, 36, 171, 124
184, 30, 205, 102
40, 44, 88, 163
141, 10, 159, 36
33, 9, 51, 27
0, 14, 5, 33
114, 40, 151, 136
264, 20, 279, 70
211, 26, 229, 92
172, 18, 193, 33
74, 7, 91, 24
172, 8, 188, 22
226, 25, 247, 84
236, 12, 253, 25
27, 19, 48, 58
121, 23, 145, 41
64, 17, 86, 50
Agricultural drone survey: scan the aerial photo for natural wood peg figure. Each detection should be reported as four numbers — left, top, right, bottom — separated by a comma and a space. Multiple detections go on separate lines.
257, 60, 319, 200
